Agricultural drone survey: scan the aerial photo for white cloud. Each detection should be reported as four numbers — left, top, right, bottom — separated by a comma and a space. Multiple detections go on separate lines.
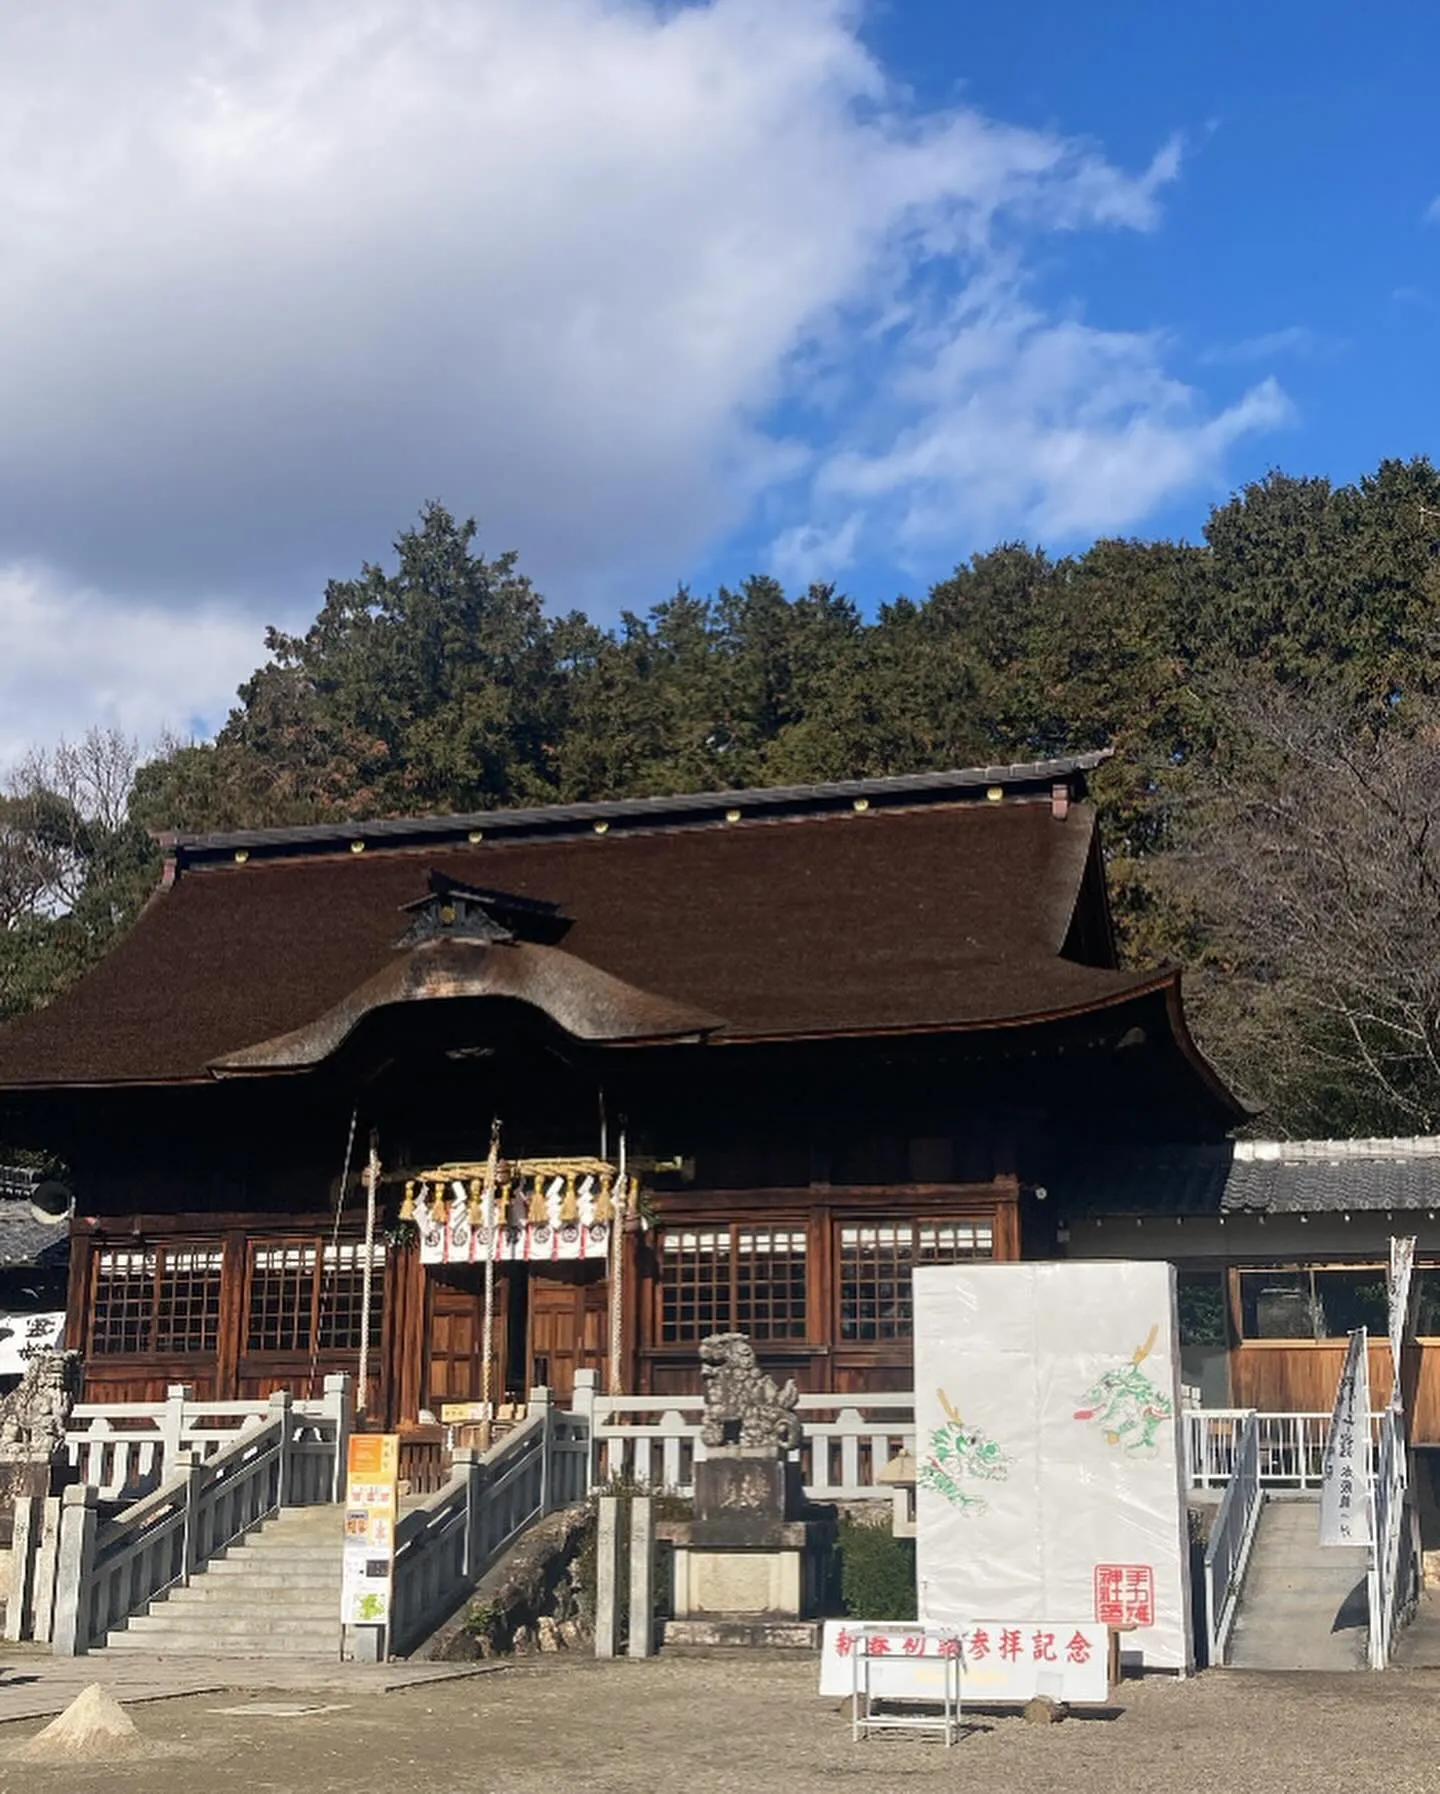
779, 281, 1291, 569
0, 1, 1280, 745
1424, 195, 1440, 225
0, 566, 260, 770
769, 513, 865, 588
1200, 326, 1335, 365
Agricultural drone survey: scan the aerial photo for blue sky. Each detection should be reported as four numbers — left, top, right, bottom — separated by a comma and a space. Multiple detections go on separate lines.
0, 0, 1436, 757
694, 0, 1440, 602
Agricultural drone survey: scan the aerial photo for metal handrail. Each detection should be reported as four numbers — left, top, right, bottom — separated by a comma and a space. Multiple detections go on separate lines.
1367, 1408, 1415, 1668
1203, 1413, 1263, 1665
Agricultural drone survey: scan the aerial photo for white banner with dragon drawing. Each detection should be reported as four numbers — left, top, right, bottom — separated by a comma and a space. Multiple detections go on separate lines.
913, 1261, 1191, 1672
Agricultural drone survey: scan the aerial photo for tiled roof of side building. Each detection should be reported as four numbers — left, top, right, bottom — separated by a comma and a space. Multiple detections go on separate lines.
1055, 1137, 1440, 1219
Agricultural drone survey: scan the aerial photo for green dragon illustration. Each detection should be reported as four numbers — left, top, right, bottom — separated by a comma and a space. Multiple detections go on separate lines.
1072, 1324, 1174, 1455
916, 1388, 1012, 1514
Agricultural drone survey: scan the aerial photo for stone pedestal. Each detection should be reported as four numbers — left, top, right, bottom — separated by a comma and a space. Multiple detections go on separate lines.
663, 1448, 828, 1642
669, 1520, 822, 1617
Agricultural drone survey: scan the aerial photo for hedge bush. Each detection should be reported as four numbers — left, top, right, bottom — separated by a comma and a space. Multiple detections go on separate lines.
836, 1515, 916, 1621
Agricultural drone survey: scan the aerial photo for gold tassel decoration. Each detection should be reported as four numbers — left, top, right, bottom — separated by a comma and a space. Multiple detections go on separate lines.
593, 1173, 613, 1226
400, 1180, 416, 1223
468, 1177, 483, 1225
528, 1174, 548, 1225
559, 1173, 579, 1225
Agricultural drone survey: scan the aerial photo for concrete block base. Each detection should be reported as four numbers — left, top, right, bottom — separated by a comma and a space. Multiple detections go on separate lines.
662, 1618, 822, 1649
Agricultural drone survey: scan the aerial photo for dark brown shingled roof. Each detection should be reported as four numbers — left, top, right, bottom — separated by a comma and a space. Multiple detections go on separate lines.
0, 762, 1187, 1088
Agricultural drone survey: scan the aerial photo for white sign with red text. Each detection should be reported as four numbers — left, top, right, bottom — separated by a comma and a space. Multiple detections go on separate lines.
818, 1620, 1108, 1703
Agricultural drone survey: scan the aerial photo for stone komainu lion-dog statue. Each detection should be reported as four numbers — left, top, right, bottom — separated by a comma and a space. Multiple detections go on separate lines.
698, 1332, 802, 1452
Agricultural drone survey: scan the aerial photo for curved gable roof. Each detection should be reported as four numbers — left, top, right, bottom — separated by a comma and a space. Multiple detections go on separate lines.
0, 760, 1225, 1095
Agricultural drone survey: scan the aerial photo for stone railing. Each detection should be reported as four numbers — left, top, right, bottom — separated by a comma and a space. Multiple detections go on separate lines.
64, 1378, 352, 1500
572, 1374, 915, 1500
388, 1389, 590, 1658
49, 1378, 350, 1654
36, 1377, 351, 1657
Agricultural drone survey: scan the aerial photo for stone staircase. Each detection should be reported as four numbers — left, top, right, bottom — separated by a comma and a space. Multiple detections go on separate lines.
1225, 1495, 1369, 1671
103, 1504, 343, 1658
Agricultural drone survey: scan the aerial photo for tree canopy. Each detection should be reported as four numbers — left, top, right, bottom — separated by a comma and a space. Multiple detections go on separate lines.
12, 461, 1440, 1136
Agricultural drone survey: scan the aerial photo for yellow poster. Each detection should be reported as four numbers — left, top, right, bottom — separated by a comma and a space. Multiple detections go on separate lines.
341, 1433, 400, 1630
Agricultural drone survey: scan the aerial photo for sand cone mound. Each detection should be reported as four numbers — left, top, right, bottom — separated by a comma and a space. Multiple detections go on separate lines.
11, 1682, 151, 1762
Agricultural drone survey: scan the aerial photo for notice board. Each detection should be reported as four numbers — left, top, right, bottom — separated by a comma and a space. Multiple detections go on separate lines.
912, 1261, 1192, 1672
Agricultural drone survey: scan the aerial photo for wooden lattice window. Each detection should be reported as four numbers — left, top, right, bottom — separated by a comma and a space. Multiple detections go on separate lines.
246, 1241, 384, 1354
735, 1229, 807, 1341
660, 1229, 732, 1343
318, 1243, 386, 1351
917, 1221, 994, 1262
839, 1224, 912, 1342
660, 1227, 807, 1343
154, 1249, 224, 1354
840, 1219, 994, 1341
90, 1246, 223, 1356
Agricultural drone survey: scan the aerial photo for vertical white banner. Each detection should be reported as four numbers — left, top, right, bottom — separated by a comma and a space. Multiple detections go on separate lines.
913, 1262, 1192, 1672
1318, 1329, 1373, 1548
1388, 1236, 1416, 1392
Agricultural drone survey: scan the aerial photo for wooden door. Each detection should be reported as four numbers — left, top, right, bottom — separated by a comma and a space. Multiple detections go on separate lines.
425, 1271, 508, 1411
527, 1270, 607, 1402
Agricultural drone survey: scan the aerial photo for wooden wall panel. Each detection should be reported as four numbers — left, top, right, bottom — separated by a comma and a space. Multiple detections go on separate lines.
1406, 1347, 1440, 1443
81, 1369, 218, 1404
1228, 1341, 1440, 1444
1229, 1340, 1396, 1416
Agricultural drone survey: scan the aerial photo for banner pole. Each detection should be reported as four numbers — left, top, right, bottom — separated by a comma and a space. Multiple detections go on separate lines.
480, 1118, 501, 1451
608, 1130, 627, 1397
357, 1130, 379, 1414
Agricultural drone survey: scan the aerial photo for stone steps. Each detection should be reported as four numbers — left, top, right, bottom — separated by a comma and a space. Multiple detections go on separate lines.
99, 1504, 346, 1659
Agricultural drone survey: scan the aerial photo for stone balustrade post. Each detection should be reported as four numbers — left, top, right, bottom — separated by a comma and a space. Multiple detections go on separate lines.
32, 1495, 62, 1645
5, 1494, 44, 1641
627, 1496, 655, 1659
268, 1388, 294, 1508
51, 1484, 98, 1656
594, 1495, 622, 1659
176, 1449, 204, 1582
325, 1372, 353, 1503
161, 1383, 193, 1479
451, 1448, 482, 1578
529, 1387, 552, 1513
571, 1369, 598, 1492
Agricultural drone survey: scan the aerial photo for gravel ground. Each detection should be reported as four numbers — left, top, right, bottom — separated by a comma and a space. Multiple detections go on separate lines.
3, 1654, 1440, 1793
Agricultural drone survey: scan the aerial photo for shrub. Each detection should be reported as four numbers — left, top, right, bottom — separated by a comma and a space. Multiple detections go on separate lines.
836, 1515, 916, 1621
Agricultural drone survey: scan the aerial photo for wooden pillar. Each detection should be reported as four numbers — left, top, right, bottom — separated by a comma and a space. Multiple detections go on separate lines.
216, 1228, 246, 1400
63, 1224, 92, 1358
387, 1241, 426, 1427
619, 1219, 643, 1396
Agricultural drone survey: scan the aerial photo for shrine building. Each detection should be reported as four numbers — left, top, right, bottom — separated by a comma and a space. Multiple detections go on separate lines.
0, 755, 1245, 1430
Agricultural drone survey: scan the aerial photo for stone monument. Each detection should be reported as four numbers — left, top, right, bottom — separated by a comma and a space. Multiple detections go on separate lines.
0, 1350, 80, 1504
663, 1333, 829, 1645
